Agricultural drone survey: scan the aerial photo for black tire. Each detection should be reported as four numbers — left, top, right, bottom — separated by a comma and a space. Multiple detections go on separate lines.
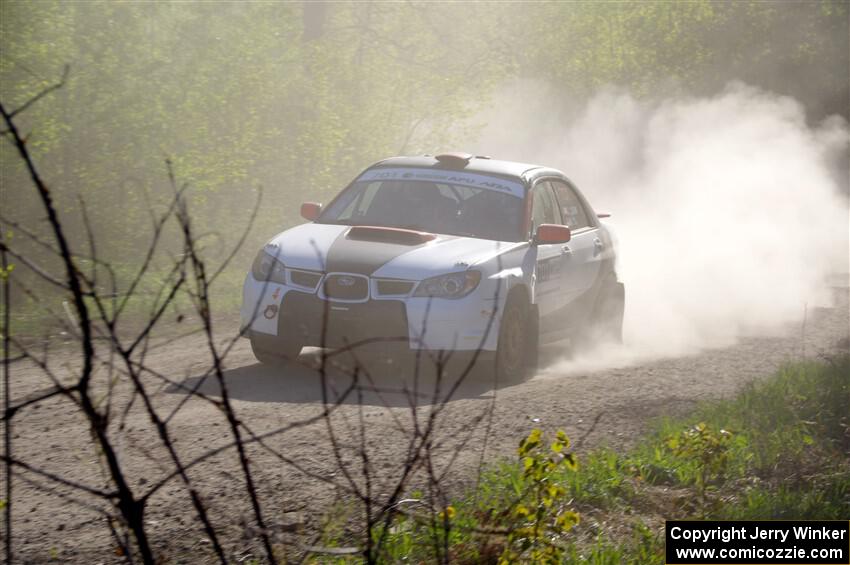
495, 292, 537, 382
250, 335, 302, 365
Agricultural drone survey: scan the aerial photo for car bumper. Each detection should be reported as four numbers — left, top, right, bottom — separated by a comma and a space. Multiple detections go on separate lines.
240, 274, 502, 351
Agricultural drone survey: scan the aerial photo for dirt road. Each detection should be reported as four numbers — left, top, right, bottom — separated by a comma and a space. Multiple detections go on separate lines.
8, 285, 848, 563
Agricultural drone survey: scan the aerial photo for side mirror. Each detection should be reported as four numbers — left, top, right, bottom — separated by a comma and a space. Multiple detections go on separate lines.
535, 223, 571, 244
300, 202, 322, 221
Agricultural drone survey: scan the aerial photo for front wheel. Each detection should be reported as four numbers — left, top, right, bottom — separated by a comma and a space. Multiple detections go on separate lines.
495, 293, 537, 382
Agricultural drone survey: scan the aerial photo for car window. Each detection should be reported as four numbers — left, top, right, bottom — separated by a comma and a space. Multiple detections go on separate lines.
436, 183, 472, 202
550, 180, 591, 230
531, 181, 561, 234
337, 182, 380, 220
319, 171, 525, 241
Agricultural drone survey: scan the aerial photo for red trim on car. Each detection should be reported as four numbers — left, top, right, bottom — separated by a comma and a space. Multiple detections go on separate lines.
346, 225, 437, 245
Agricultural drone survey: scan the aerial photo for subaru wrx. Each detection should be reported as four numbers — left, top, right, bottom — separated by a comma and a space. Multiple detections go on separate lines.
241, 153, 624, 379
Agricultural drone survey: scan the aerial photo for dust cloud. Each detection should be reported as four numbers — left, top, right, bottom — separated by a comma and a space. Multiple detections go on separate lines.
466, 81, 849, 370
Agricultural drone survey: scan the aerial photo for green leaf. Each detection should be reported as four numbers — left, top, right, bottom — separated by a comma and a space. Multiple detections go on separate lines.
555, 510, 580, 532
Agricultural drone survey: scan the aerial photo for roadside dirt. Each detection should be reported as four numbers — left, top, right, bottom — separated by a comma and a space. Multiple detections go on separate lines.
7, 285, 849, 563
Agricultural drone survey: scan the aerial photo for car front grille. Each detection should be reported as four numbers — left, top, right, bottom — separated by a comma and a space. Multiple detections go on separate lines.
323, 273, 369, 301
279, 293, 409, 347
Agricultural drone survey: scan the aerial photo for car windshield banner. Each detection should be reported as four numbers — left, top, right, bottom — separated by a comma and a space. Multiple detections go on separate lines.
356, 167, 525, 199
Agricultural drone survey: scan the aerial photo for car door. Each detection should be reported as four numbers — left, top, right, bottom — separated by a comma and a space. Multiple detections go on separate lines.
549, 178, 602, 329
529, 180, 569, 336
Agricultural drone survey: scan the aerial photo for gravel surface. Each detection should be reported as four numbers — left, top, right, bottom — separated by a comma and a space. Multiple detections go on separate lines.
7, 284, 848, 563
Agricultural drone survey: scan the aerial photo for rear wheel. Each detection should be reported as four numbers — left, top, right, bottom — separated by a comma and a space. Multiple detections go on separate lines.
250, 335, 302, 365
495, 292, 537, 382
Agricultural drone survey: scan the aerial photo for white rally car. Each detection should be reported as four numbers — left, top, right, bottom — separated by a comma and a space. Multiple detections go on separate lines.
241, 153, 624, 379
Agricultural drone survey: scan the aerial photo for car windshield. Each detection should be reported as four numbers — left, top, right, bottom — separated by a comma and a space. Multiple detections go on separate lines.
317, 167, 526, 242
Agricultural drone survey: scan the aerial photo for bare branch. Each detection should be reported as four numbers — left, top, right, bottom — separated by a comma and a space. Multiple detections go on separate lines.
5, 64, 69, 120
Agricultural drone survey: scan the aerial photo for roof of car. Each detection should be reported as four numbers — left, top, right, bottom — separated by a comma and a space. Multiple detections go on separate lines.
370, 155, 548, 182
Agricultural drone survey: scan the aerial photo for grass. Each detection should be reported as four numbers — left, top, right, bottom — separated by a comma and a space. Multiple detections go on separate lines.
4, 259, 247, 342
312, 354, 850, 563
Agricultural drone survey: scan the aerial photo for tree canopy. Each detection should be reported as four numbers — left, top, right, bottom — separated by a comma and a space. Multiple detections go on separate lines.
1, 1, 846, 267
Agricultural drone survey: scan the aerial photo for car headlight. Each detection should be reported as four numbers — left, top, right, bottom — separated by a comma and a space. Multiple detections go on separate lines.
413, 271, 481, 299
251, 248, 286, 284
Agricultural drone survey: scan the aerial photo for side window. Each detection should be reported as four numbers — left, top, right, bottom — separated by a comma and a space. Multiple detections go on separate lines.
530, 181, 561, 234
550, 180, 591, 230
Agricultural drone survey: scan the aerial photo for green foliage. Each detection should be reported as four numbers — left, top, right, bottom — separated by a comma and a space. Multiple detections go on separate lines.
498, 429, 580, 564
1, 1, 516, 331
315, 356, 849, 564
3, 1, 844, 248
520, 1, 718, 97
560, 521, 664, 565
318, 430, 582, 564
3, 1, 846, 334
556, 448, 631, 508
0, 262, 13, 280
715, 474, 850, 521
518, 1, 848, 119
0, 2, 510, 249
665, 422, 734, 515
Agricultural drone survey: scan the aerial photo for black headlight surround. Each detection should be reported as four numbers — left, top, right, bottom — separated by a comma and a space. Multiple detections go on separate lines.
251, 248, 287, 284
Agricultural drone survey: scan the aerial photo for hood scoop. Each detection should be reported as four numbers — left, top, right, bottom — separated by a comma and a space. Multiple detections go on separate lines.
346, 225, 436, 246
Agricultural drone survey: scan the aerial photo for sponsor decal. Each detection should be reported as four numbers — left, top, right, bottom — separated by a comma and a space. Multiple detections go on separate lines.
357, 167, 524, 199
263, 304, 278, 319
538, 254, 563, 282
271, 287, 281, 301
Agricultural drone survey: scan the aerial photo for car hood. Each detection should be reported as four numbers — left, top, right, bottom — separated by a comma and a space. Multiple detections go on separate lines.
264, 223, 525, 279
